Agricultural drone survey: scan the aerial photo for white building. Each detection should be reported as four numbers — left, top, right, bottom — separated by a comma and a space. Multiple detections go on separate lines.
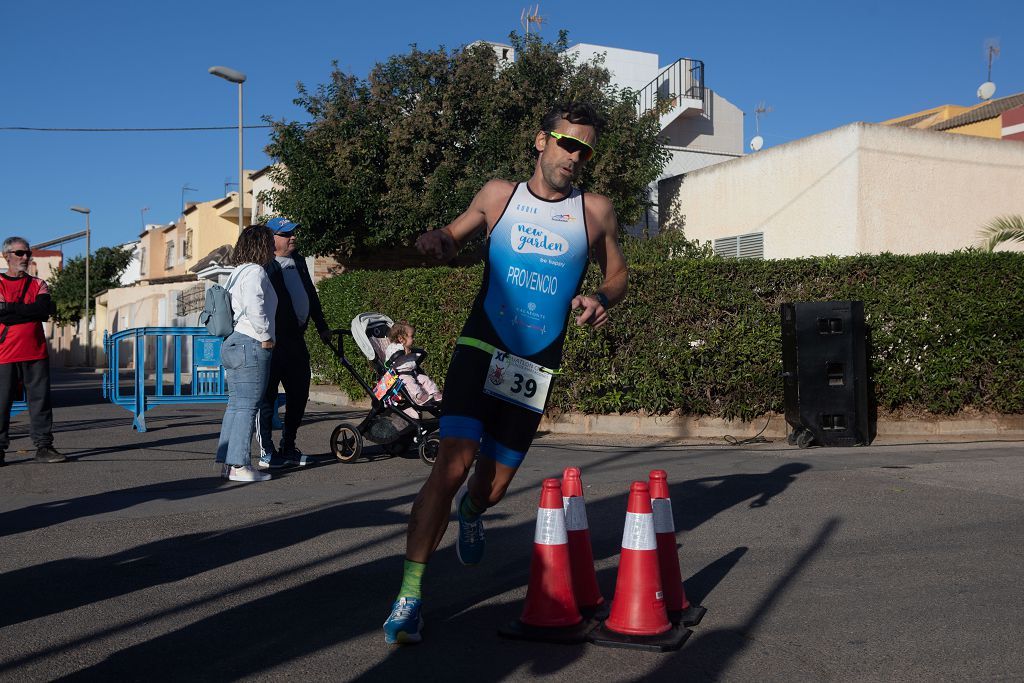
564, 44, 744, 233
669, 122, 1024, 259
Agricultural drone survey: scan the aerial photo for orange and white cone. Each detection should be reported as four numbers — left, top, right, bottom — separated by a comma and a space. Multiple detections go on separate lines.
561, 467, 606, 618
650, 470, 707, 627
590, 481, 691, 651
499, 478, 591, 643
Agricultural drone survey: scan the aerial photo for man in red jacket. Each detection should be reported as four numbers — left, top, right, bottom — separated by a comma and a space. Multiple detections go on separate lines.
0, 236, 64, 466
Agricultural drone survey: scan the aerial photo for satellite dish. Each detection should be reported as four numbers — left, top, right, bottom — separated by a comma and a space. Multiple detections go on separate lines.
750, 135, 764, 152
977, 81, 996, 101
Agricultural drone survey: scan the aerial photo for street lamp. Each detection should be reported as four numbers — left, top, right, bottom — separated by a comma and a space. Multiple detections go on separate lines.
69, 206, 91, 365
208, 65, 247, 234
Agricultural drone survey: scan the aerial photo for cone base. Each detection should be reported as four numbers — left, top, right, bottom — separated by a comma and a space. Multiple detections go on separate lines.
669, 605, 707, 628
498, 618, 595, 644
579, 601, 610, 622
589, 622, 692, 652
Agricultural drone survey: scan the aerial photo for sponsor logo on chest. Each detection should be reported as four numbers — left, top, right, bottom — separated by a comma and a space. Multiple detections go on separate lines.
512, 223, 569, 256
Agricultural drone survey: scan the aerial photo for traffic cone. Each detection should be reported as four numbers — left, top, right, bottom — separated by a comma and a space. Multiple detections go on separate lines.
590, 482, 691, 651
650, 470, 707, 627
561, 467, 606, 619
499, 478, 592, 643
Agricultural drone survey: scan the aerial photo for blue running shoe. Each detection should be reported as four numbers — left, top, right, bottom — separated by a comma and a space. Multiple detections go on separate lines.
456, 490, 486, 566
383, 597, 424, 644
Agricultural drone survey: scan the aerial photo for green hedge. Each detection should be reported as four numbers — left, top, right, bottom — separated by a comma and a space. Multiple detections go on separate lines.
310, 251, 1024, 420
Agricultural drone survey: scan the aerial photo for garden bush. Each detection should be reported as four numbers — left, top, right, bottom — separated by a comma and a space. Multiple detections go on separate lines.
310, 249, 1024, 420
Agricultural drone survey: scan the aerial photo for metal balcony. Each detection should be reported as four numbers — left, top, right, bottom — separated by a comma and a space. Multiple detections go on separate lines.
636, 57, 705, 129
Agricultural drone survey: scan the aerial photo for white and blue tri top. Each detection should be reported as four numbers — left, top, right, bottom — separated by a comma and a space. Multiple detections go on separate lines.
459, 182, 591, 368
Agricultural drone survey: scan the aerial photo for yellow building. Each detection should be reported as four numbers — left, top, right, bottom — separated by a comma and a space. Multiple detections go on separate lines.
137, 174, 253, 284
882, 92, 1024, 139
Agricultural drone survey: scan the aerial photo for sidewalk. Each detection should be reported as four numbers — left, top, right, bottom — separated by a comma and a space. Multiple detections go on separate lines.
308, 383, 1024, 443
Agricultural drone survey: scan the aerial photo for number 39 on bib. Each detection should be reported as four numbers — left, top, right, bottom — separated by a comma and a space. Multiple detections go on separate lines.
482, 349, 552, 414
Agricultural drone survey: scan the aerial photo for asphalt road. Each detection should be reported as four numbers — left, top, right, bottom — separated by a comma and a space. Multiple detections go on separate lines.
1, 370, 1022, 682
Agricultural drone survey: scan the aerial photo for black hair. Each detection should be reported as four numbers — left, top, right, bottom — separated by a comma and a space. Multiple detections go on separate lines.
540, 101, 604, 135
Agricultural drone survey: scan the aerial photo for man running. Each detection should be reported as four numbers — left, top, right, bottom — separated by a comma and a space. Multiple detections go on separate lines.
384, 101, 628, 644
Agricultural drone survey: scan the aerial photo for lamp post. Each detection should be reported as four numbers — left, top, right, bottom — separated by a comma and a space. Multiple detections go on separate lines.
69, 206, 91, 365
208, 65, 247, 234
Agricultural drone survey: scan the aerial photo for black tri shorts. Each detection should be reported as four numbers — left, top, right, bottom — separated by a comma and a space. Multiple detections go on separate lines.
438, 343, 548, 468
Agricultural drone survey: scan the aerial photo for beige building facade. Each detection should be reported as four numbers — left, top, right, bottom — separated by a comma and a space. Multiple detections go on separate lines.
669, 122, 1024, 258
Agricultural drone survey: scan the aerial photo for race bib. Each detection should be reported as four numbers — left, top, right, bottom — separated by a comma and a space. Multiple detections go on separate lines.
482, 349, 552, 413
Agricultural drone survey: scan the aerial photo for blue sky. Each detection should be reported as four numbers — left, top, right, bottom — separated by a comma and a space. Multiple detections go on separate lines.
2, 0, 1021, 258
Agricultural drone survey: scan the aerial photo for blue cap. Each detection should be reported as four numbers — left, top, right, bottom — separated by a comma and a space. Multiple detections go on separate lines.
266, 217, 299, 235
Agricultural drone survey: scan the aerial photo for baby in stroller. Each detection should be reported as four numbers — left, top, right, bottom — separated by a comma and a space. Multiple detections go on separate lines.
384, 321, 442, 412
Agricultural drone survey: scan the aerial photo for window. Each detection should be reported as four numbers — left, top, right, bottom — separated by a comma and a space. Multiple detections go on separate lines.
183, 230, 193, 260
713, 232, 764, 259
139, 247, 147, 275
165, 240, 175, 270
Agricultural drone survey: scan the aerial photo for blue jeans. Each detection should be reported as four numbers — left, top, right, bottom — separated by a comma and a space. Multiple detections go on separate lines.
216, 332, 272, 466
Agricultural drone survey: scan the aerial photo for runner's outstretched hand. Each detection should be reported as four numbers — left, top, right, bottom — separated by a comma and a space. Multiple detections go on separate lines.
416, 229, 458, 262
572, 294, 608, 329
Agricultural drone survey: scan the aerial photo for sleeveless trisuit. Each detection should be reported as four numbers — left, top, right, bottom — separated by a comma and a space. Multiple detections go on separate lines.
440, 182, 591, 467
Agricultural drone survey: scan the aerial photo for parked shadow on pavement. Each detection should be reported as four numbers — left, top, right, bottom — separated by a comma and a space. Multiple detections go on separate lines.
0, 492, 416, 629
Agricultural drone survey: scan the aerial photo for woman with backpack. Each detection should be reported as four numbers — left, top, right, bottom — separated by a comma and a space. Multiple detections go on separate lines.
215, 224, 278, 482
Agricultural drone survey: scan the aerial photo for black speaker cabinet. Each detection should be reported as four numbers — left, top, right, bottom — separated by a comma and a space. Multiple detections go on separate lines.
781, 301, 869, 447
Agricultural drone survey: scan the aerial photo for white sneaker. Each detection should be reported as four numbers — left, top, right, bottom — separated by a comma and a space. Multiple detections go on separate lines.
228, 464, 271, 482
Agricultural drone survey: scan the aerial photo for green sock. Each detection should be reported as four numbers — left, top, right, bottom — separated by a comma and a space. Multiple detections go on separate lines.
398, 559, 426, 600
459, 491, 485, 521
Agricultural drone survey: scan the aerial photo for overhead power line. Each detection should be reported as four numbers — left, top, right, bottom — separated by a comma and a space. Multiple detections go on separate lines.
0, 124, 277, 132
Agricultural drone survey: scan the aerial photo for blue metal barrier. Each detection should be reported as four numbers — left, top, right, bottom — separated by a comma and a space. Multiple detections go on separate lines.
10, 396, 28, 417
103, 326, 228, 432
103, 326, 287, 432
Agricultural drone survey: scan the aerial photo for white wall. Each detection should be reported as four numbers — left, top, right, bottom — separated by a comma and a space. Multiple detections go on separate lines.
565, 44, 659, 93
252, 167, 284, 222
118, 241, 142, 285
672, 122, 1024, 257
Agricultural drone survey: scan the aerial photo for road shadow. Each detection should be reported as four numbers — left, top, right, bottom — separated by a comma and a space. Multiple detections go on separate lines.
642, 518, 842, 681
5, 458, 813, 678
0, 491, 416, 629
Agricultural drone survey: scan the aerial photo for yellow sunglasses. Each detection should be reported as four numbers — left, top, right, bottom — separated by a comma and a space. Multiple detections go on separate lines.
547, 131, 595, 161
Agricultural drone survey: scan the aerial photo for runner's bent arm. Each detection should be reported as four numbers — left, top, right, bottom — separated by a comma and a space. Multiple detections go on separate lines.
415, 180, 514, 262
573, 193, 627, 329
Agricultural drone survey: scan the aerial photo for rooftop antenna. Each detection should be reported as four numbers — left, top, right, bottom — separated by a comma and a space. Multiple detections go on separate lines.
521, 5, 545, 35
977, 38, 1000, 101
181, 183, 198, 213
750, 101, 772, 152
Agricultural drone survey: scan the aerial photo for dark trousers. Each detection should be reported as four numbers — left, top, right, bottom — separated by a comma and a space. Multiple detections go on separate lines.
257, 335, 311, 453
0, 358, 54, 451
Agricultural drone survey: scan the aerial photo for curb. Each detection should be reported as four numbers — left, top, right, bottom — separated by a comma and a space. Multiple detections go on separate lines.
307, 387, 1024, 441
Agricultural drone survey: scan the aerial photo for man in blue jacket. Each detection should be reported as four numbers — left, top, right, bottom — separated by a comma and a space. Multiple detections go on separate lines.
256, 218, 331, 469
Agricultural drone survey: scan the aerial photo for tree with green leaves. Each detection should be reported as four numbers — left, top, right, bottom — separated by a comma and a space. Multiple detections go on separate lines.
48, 246, 134, 324
264, 31, 670, 260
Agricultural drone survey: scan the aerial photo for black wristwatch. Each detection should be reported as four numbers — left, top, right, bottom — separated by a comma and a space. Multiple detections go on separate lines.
594, 292, 610, 310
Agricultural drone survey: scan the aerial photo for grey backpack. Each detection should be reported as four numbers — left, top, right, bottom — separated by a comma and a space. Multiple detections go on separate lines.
199, 266, 248, 338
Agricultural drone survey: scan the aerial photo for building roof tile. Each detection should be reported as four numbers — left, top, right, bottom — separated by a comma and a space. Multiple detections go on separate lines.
931, 92, 1024, 131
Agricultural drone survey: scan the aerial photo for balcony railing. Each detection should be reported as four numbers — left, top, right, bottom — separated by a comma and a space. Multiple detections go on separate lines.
636, 57, 705, 119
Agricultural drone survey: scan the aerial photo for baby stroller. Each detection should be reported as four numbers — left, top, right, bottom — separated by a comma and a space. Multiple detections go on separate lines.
327, 312, 441, 466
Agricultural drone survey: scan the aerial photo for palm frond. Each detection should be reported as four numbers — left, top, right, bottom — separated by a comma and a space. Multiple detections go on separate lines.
977, 215, 1024, 252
